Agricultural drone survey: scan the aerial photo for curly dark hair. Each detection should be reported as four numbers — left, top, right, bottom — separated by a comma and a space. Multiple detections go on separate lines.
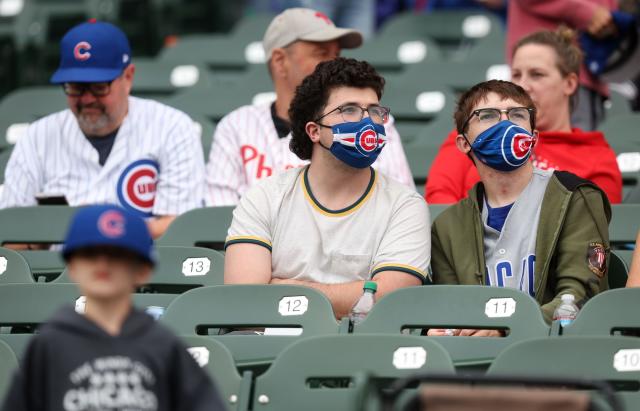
288, 57, 385, 160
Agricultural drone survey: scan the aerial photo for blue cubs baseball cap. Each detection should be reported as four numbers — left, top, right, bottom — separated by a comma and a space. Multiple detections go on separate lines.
50, 20, 131, 84
62, 205, 155, 266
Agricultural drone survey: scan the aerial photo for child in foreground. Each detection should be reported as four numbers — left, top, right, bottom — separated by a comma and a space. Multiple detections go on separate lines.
2, 204, 226, 411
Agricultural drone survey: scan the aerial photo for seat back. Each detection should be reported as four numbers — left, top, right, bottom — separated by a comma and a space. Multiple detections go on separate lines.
156, 207, 234, 249
161, 285, 339, 368
0, 339, 18, 402
610, 204, 640, 247
55, 246, 224, 293
0, 283, 80, 357
253, 334, 455, 411
0, 206, 77, 245
488, 336, 640, 410
180, 335, 251, 411
0, 247, 34, 284
563, 288, 640, 336
354, 285, 549, 368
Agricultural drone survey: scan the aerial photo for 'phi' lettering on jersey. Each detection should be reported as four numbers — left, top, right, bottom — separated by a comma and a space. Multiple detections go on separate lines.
486, 254, 536, 296
117, 159, 159, 217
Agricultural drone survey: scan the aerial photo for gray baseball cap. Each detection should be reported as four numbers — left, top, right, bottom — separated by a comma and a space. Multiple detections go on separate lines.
263, 8, 363, 59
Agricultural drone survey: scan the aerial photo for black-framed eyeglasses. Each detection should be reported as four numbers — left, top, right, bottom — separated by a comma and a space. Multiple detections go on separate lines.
462, 107, 535, 132
315, 103, 391, 125
62, 81, 113, 97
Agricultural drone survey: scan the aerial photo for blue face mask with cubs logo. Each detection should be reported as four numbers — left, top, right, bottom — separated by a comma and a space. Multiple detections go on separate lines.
469, 120, 535, 172
321, 117, 386, 169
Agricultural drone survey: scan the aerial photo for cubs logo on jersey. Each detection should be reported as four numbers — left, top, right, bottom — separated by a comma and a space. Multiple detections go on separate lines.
117, 159, 159, 217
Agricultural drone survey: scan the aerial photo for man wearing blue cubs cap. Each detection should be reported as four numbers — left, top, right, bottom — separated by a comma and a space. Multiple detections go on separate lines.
430, 80, 611, 333
0, 20, 206, 239
1, 204, 226, 411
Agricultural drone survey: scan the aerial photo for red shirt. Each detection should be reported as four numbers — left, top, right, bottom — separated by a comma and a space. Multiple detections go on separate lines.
424, 128, 623, 204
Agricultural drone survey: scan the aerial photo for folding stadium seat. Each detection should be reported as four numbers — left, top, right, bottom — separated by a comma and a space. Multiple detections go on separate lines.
0, 247, 35, 284
156, 206, 234, 249
487, 336, 640, 410
158, 13, 274, 71
0, 86, 66, 150
0, 339, 18, 402
378, 10, 504, 59
161, 285, 341, 373
180, 336, 251, 411
0, 206, 77, 281
131, 58, 211, 97
343, 35, 444, 75
189, 112, 216, 159
353, 285, 550, 371
561, 288, 640, 337
55, 246, 225, 293
599, 113, 640, 188
605, 89, 634, 118
251, 334, 455, 411
0, 283, 81, 358
609, 204, 640, 248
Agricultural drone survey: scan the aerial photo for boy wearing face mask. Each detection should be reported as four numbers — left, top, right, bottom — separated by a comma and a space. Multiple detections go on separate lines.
430, 80, 611, 326
224, 58, 430, 319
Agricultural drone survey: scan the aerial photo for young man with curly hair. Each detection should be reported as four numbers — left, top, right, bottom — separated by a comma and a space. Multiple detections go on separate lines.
223, 58, 430, 319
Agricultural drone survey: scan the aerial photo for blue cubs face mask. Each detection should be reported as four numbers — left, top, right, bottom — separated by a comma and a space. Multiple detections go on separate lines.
321, 117, 387, 169
468, 120, 535, 172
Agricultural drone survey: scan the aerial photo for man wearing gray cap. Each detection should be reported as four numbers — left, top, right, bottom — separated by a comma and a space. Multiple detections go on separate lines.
205, 8, 414, 206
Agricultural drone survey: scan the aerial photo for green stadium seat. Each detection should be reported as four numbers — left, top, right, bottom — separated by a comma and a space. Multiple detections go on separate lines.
487, 336, 640, 410
180, 335, 252, 411
0, 86, 66, 150
0, 338, 18, 402
0, 283, 81, 358
599, 113, 640, 187
0, 247, 34, 284
610, 204, 640, 247
55, 246, 225, 293
161, 285, 340, 371
252, 334, 455, 411
562, 288, 640, 336
191, 113, 216, 160
608, 251, 629, 289
378, 11, 504, 59
156, 206, 234, 249
0, 206, 77, 281
0, 147, 12, 186
343, 35, 444, 74
131, 58, 211, 97
605, 90, 633, 118
354, 285, 550, 370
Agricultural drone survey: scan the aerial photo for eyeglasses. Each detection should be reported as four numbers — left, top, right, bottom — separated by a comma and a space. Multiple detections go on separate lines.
62, 81, 113, 97
315, 103, 391, 125
462, 107, 535, 132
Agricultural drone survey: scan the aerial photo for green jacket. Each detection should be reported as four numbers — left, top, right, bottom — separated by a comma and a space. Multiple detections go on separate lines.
431, 171, 611, 323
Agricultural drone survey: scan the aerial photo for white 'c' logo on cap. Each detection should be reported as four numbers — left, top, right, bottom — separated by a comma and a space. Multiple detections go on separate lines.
74, 41, 92, 61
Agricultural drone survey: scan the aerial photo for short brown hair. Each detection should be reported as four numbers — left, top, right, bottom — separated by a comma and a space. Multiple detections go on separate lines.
454, 80, 536, 134
289, 57, 384, 160
513, 26, 582, 77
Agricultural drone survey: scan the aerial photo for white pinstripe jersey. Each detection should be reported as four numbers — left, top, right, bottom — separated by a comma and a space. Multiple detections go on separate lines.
0, 96, 205, 217
226, 166, 430, 284
206, 103, 415, 206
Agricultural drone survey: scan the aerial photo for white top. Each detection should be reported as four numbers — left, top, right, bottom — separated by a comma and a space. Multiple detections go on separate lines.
0, 96, 205, 217
226, 166, 430, 283
206, 102, 415, 206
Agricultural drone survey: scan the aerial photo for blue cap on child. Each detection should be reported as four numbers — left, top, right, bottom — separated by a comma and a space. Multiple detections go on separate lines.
63, 204, 155, 266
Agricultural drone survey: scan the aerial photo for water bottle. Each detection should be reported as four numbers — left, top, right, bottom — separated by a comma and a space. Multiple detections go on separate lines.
349, 281, 377, 326
553, 294, 579, 328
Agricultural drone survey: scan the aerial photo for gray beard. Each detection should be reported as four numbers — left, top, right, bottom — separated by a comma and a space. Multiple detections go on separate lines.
76, 113, 111, 135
